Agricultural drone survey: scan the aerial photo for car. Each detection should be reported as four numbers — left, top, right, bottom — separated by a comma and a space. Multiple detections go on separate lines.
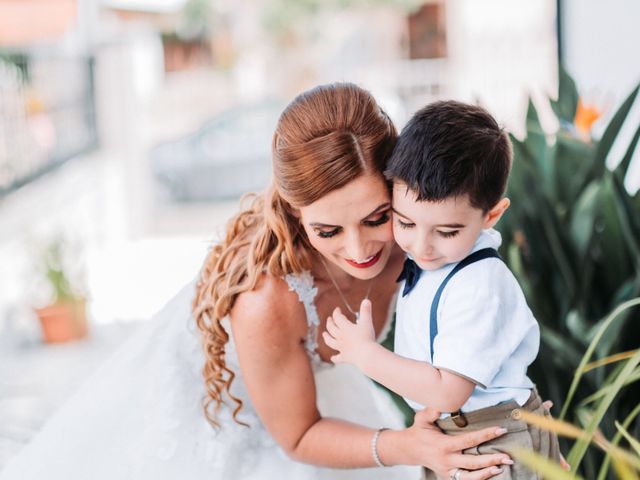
150, 100, 283, 202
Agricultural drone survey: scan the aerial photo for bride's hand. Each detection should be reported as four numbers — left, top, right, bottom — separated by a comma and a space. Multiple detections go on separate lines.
384, 407, 513, 479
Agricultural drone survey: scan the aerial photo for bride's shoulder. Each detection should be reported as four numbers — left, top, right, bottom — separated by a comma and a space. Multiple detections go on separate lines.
230, 273, 307, 339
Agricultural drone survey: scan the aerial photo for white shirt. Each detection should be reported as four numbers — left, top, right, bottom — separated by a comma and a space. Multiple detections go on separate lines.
394, 229, 539, 413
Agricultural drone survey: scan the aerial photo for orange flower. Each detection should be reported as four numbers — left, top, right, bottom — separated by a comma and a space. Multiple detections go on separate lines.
574, 98, 601, 137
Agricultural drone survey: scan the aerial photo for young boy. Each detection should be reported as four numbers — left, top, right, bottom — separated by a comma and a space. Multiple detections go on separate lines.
323, 101, 561, 478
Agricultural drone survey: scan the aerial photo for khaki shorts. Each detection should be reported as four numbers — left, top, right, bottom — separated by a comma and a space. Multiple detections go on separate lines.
422, 390, 561, 479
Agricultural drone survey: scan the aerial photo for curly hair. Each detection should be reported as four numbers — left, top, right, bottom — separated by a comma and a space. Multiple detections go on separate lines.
192, 83, 397, 428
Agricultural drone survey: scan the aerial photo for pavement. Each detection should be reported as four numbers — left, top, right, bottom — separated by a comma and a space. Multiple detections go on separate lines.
0, 321, 140, 469
0, 149, 240, 471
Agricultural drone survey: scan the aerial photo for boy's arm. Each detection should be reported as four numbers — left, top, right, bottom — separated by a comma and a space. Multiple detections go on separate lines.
323, 300, 474, 413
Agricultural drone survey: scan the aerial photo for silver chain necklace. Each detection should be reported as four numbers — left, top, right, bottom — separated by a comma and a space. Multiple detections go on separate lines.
320, 257, 374, 318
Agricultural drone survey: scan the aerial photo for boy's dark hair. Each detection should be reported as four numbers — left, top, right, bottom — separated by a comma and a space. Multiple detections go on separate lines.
385, 100, 512, 212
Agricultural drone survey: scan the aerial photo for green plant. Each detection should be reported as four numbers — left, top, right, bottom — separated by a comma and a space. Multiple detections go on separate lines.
512, 298, 640, 478
498, 66, 640, 477
0, 52, 29, 80
177, 0, 215, 40
36, 235, 85, 305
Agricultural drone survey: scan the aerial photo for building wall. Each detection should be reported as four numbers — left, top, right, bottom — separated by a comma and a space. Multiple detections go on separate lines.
562, 0, 640, 104
562, 0, 640, 192
446, 0, 558, 136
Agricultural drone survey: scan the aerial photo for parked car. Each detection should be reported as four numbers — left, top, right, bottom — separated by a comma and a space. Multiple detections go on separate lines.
150, 100, 283, 202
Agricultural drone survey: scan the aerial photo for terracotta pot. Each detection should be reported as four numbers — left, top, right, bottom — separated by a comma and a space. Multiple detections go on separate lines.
35, 299, 88, 343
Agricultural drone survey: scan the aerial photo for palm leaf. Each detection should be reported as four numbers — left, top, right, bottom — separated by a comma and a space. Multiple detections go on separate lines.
569, 181, 599, 259
550, 65, 580, 125
520, 410, 640, 470
610, 171, 640, 267
567, 348, 640, 468
561, 298, 640, 419
512, 448, 581, 479
584, 350, 640, 372
519, 409, 587, 440
598, 403, 640, 480
613, 120, 640, 180
611, 458, 639, 480
595, 174, 634, 294
615, 420, 640, 457
592, 83, 640, 179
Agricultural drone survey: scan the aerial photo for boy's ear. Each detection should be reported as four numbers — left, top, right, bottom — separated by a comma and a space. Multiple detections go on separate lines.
483, 198, 510, 229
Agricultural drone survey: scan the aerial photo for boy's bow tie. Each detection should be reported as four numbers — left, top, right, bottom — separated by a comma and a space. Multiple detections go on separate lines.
396, 258, 422, 297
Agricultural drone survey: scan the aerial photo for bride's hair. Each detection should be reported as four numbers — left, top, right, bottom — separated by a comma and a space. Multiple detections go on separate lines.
192, 83, 397, 427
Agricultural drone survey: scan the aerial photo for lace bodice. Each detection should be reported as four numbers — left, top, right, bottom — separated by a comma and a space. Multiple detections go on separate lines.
283, 270, 328, 368
283, 270, 394, 367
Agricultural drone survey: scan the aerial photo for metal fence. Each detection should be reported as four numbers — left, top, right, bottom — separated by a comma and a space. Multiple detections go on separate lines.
0, 54, 98, 197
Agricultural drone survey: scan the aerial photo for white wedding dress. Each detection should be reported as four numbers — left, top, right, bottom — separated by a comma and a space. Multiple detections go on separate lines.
0, 271, 419, 479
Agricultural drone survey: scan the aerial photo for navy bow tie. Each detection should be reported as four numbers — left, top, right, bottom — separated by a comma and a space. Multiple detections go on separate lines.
397, 258, 422, 297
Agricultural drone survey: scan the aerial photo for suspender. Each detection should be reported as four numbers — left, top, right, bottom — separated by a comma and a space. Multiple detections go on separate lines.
428, 248, 502, 363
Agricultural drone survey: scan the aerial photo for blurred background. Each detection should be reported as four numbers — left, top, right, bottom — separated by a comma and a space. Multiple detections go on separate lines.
1, 0, 639, 475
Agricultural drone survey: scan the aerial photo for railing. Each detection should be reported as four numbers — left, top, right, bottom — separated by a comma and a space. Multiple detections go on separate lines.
0, 54, 98, 197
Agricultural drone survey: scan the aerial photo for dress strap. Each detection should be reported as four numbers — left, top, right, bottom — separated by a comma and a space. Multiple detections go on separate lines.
429, 248, 502, 362
283, 271, 322, 363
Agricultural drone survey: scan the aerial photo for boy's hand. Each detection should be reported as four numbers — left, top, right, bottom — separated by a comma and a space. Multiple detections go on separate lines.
322, 299, 376, 366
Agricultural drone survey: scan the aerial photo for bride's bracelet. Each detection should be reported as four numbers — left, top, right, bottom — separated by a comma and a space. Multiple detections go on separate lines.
371, 427, 389, 468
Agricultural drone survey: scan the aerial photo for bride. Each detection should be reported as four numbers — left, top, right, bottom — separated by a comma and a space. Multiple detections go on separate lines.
0, 83, 511, 479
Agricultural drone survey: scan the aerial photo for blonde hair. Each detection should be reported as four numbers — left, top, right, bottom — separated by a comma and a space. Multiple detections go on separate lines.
192, 83, 396, 427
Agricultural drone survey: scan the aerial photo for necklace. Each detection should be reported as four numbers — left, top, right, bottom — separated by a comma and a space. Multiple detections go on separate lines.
320, 257, 374, 318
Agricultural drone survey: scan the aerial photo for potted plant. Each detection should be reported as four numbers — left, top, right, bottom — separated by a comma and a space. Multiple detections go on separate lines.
33, 235, 88, 343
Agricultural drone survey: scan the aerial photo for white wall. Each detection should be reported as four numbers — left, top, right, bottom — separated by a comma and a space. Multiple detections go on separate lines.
562, 0, 640, 103
446, 0, 558, 137
562, 0, 640, 192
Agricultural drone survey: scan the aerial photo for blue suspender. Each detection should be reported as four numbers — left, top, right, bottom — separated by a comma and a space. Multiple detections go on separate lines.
428, 248, 502, 363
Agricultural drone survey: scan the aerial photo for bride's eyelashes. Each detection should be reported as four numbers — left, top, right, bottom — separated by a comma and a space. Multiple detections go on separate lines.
313, 211, 391, 239
316, 228, 341, 239
363, 211, 390, 227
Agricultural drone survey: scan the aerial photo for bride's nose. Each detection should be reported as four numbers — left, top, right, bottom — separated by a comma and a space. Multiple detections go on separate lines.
343, 229, 368, 262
